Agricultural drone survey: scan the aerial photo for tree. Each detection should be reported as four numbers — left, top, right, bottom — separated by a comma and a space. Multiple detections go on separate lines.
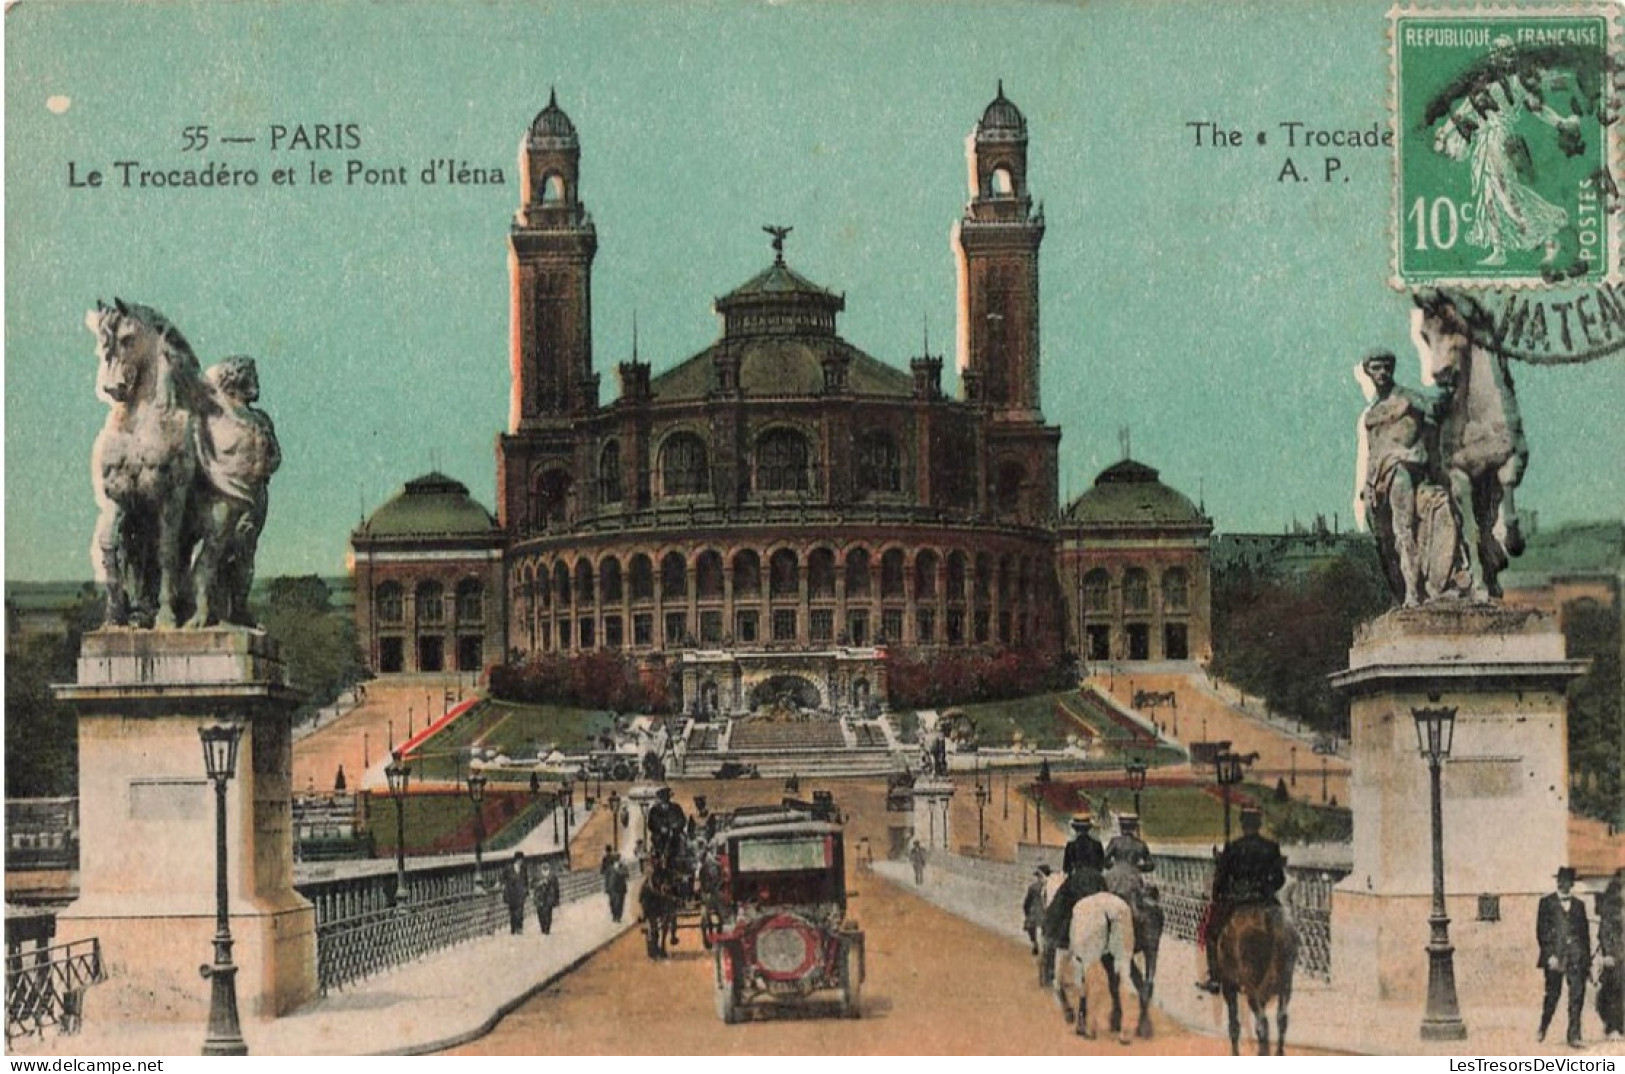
259, 575, 366, 717
4, 585, 103, 798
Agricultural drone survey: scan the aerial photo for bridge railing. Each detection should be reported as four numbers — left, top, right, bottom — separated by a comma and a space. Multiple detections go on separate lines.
300, 855, 619, 996
5, 938, 104, 1042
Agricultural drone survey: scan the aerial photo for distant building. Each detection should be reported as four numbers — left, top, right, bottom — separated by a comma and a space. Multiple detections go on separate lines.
1058, 458, 1213, 664
1211, 517, 1375, 584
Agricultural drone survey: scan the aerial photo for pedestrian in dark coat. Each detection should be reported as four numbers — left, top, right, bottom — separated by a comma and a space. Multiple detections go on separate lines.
501, 851, 529, 935
1538, 866, 1593, 1046
605, 858, 629, 923
534, 864, 562, 935
1022, 865, 1052, 955
1596, 869, 1623, 1041
909, 839, 927, 885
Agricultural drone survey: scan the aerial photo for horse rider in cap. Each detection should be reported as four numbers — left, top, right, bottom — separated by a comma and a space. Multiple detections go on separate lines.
1197, 805, 1286, 994
646, 785, 687, 864
1106, 813, 1154, 872
1063, 810, 1106, 875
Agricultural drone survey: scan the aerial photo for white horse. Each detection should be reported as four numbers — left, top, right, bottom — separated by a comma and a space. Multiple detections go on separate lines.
1411, 289, 1529, 599
1043, 872, 1137, 1044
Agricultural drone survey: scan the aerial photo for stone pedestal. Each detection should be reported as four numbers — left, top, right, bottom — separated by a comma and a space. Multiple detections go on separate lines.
1328, 606, 1586, 1006
911, 779, 956, 850
53, 628, 316, 1021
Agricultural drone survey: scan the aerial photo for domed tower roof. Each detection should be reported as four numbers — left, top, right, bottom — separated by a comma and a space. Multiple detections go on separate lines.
1062, 459, 1208, 528
357, 472, 500, 538
528, 87, 578, 146
977, 81, 1027, 141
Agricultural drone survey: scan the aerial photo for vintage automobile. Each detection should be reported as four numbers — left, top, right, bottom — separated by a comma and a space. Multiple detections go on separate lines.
708, 798, 864, 1023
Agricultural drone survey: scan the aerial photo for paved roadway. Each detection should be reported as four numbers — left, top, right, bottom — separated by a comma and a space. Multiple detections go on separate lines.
448, 777, 1328, 1056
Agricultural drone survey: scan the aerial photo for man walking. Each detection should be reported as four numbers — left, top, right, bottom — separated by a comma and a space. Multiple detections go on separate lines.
605, 856, 629, 924
909, 839, 927, 885
534, 863, 562, 936
501, 851, 529, 935
1022, 864, 1052, 955
1597, 869, 1623, 1041
1538, 866, 1592, 1047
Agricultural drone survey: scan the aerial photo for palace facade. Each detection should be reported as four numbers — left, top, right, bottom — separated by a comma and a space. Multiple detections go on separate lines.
350, 88, 1212, 713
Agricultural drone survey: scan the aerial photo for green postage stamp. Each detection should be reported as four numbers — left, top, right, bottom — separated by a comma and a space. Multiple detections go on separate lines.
1392, 6, 1623, 287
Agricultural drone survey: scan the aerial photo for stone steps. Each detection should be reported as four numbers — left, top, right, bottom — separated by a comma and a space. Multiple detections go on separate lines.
685, 747, 904, 779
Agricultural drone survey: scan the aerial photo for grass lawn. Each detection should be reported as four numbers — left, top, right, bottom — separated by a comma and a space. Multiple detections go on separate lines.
918, 691, 1183, 769
370, 789, 560, 855
406, 700, 618, 782
1028, 779, 1351, 845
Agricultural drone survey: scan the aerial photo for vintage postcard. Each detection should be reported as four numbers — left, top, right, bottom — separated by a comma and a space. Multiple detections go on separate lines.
5, 0, 1624, 1061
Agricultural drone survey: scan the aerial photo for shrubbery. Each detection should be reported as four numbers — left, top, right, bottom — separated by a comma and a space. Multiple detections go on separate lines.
488, 650, 671, 713
884, 646, 1075, 710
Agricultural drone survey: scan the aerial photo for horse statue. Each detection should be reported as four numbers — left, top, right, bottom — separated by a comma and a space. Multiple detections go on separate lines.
1411, 289, 1529, 600
87, 299, 278, 628
1214, 901, 1298, 1056
1041, 871, 1138, 1045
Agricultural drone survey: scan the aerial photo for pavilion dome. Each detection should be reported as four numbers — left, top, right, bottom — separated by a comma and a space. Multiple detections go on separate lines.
1062, 458, 1206, 526
358, 473, 499, 538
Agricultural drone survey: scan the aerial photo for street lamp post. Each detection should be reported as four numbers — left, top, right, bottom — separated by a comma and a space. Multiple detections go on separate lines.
467, 771, 488, 890
561, 779, 574, 867
1021, 785, 1030, 841
1291, 745, 1298, 788
1126, 757, 1148, 822
1413, 706, 1467, 1041
974, 775, 989, 854
1002, 767, 1009, 820
385, 752, 411, 909
198, 723, 248, 1057
1214, 750, 1246, 847
1321, 756, 1329, 803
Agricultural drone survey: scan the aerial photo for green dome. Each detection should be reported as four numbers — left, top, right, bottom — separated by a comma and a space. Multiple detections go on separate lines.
1063, 459, 1206, 526
360, 473, 498, 537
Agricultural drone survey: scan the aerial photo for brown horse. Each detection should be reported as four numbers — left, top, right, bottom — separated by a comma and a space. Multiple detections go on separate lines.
1215, 903, 1297, 1055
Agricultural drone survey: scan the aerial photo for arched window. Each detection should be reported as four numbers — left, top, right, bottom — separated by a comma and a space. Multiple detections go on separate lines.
542, 173, 567, 204
416, 581, 445, 624
376, 582, 404, 624
946, 551, 968, 602
536, 568, 551, 610
455, 579, 483, 622
1162, 568, 1190, 612
915, 550, 939, 600
598, 441, 622, 505
630, 554, 654, 601
553, 561, 572, 607
769, 549, 800, 599
531, 468, 572, 529
1124, 568, 1150, 612
856, 431, 901, 494
696, 551, 725, 600
661, 552, 688, 602
600, 557, 624, 604
990, 166, 1014, 196
808, 548, 837, 599
756, 429, 811, 493
996, 461, 1025, 515
974, 553, 993, 603
1083, 569, 1111, 613
733, 550, 762, 597
880, 549, 907, 599
659, 433, 709, 497
845, 548, 872, 598
575, 559, 595, 606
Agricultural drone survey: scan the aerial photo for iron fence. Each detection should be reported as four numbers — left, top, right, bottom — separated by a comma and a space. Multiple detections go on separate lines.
1150, 851, 1344, 981
303, 856, 612, 995
5, 938, 103, 1041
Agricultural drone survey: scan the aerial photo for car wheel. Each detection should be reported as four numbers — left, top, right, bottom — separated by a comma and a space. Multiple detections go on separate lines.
839, 943, 862, 1019
715, 947, 741, 1024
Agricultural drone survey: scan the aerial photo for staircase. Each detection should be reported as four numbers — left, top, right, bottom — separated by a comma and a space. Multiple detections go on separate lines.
684, 717, 904, 778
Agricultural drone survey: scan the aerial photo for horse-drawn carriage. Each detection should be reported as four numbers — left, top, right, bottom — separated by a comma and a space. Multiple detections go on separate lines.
706, 796, 864, 1023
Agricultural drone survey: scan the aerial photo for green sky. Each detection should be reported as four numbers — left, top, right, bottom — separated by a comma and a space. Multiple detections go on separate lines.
7, 0, 1622, 580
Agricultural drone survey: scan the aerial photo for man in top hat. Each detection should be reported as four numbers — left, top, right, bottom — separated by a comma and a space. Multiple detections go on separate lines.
1063, 810, 1106, 875
1537, 866, 1592, 1046
1022, 864, 1053, 955
1106, 813, 1154, 873
1197, 806, 1286, 994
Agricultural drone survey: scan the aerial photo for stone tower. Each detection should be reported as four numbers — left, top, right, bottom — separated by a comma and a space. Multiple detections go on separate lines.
954, 84, 1059, 528
500, 90, 598, 533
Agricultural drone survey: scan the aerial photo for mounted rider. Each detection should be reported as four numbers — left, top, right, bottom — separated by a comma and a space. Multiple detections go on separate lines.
1041, 812, 1110, 987
646, 786, 688, 865
1105, 813, 1154, 873
1197, 806, 1286, 994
